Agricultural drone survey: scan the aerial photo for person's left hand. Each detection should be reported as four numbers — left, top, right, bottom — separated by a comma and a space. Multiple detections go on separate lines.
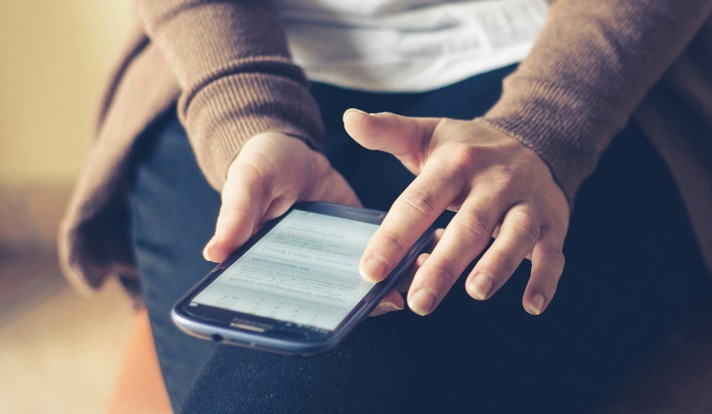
200, 132, 406, 316
343, 109, 570, 316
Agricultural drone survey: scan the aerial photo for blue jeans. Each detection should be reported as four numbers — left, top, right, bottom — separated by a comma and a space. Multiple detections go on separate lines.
128, 68, 710, 413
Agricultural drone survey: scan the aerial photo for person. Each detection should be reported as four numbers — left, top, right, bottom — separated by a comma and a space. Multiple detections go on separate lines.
60, 0, 712, 412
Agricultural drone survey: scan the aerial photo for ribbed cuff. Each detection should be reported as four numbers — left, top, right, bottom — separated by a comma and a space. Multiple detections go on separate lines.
178, 59, 324, 190
479, 76, 622, 206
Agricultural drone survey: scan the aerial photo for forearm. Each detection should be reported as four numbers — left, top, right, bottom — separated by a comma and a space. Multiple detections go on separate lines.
479, 0, 712, 204
137, 0, 324, 190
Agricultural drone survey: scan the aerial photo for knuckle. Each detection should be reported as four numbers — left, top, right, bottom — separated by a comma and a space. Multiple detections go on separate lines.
227, 163, 268, 201
534, 244, 565, 285
434, 118, 459, 136
449, 145, 480, 169
548, 247, 565, 265
511, 212, 541, 243
238, 162, 267, 187
422, 260, 460, 285
400, 189, 438, 218
539, 239, 565, 261
487, 249, 520, 275
488, 166, 520, 193
454, 211, 493, 244
377, 229, 407, 256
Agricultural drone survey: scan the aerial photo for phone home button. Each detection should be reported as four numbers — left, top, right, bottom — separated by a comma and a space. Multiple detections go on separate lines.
230, 322, 267, 333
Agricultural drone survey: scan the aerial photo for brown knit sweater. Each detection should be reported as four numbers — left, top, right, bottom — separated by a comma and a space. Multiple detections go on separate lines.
59, 0, 712, 294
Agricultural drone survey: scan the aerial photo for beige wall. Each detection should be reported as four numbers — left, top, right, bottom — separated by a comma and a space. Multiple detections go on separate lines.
0, 1, 133, 186
0, 1, 133, 249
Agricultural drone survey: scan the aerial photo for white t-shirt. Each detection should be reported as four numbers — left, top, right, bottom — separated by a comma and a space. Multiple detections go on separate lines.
279, 0, 548, 92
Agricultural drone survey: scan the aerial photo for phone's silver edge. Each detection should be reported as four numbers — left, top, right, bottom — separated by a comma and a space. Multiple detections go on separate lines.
170, 208, 434, 357
170, 307, 336, 356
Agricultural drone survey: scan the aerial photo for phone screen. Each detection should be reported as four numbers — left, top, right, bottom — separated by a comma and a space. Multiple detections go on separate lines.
190, 209, 379, 331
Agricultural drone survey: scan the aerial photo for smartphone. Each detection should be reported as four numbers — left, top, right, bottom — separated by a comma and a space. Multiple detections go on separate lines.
171, 201, 433, 356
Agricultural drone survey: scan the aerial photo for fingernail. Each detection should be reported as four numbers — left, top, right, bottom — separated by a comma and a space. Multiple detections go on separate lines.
361, 256, 388, 282
343, 108, 367, 121
203, 238, 217, 261
203, 240, 213, 260
529, 292, 547, 315
409, 289, 436, 316
468, 273, 493, 300
377, 301, 404, 312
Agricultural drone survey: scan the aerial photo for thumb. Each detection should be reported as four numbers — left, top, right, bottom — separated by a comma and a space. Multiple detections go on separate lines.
203, 160, 266, 263
343, 109, 438, 161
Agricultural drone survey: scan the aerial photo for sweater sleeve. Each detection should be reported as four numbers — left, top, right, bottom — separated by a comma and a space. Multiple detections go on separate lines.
136, 0, 324, 190
477, 0, 712, 205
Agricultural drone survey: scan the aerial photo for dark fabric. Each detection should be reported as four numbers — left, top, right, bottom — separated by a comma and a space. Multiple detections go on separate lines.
128, 67, 711, 413
128, 112, 220, 409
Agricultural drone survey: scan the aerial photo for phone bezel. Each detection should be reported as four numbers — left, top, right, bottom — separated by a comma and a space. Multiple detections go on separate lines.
171, 201, 433, 356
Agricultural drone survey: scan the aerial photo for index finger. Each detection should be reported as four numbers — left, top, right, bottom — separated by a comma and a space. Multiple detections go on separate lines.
360, 159, 463, 282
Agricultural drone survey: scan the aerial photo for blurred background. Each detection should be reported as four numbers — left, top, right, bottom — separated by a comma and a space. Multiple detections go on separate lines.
1, 1, 711, 413
0, 1, 135, 412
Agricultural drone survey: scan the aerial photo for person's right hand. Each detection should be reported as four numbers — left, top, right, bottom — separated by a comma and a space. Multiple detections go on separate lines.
344, 110, 570, 316
202, 132, 360, 263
